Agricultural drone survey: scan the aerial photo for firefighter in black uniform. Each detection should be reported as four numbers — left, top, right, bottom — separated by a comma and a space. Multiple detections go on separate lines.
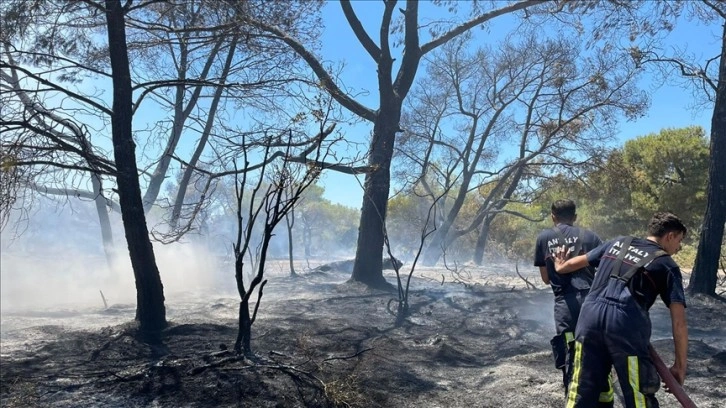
555, 212, 688, 408
534, 199, 611, 401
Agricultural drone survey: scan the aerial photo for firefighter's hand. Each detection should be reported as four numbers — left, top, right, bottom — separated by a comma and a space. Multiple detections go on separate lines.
666, 364, 686, 392
553, 245, 570, 271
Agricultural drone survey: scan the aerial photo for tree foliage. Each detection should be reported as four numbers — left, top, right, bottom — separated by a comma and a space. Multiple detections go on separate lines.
471, 126, 710, 266
622, 126, 709, 231
560, 127, 710, 241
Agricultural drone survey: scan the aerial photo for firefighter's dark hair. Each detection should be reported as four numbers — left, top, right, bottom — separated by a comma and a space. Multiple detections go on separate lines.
551, 199, 576, 222
647, 212, 687, 238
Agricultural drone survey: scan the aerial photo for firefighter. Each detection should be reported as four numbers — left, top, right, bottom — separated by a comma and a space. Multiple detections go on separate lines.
534, 199, 611, 401
555, 212, 688, 408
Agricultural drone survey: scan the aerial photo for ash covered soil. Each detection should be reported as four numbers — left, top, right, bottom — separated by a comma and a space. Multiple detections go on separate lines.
1, 261, 725, 408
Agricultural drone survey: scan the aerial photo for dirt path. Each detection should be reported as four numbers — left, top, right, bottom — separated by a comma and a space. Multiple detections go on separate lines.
1, 264, 725, 407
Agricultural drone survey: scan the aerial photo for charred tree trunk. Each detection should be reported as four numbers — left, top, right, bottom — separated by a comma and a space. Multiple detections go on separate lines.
235, 223, 273, 355
689, 22, 726, 296
234, 299, 252, 355
233, 253, 248, 353
350, 4, 412, 288
351, 111, 399, 289
105, 0, 166, 331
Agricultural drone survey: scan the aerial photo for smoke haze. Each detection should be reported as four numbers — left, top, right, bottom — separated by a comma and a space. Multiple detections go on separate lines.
0, 197, 229, 313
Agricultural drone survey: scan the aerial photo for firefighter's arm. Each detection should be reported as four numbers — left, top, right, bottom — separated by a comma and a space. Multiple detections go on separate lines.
553, 252, 589, 274
669, 302, 688, 385
539, 266, 550, 284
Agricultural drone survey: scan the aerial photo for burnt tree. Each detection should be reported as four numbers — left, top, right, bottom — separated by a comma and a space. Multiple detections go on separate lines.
105, 0, 166, 331
690, 15, 726, 296
229, 133, 325, 355
244, 0, 548, 288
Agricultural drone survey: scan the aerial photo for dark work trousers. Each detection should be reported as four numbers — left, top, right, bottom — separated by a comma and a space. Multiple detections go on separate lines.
567, 280, 660, 408
553, 290, 587, 391
553, 291, 613, 403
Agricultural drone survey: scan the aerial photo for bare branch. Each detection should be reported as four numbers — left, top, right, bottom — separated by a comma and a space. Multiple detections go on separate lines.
340, 0, 381, 62
703, 0, 726, 20
420, 1, 547, 55
242, 19, 377, 122
0, 62, 112, 116
27, 183, 121, 212
641, 53, 718, 92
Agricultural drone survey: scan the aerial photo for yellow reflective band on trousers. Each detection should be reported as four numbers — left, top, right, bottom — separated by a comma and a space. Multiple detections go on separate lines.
565, 331, 574, 344
566, 341, 583, 408
599, 374, 614, 403
628, 355, 647, 408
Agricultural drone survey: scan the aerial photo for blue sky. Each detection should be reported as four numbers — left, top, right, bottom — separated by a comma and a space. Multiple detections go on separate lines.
315, 2, 718, 209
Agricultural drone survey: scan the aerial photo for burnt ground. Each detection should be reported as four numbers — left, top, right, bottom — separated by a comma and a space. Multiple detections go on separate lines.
1, 262, 725, 408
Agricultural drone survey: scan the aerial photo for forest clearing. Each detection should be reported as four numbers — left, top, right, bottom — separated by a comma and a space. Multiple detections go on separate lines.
2, 261, 725, 407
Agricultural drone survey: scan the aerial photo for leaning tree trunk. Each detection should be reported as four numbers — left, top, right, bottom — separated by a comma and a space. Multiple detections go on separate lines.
689, 22, 726, 296
473, 166, 525, 265
91, 173, 116, 267
473, 213, 497, 266
142, 36, 223, 214
170, 36, 238, 229
105, 0, 166, 331
421, 208, 460, 267
4, 58, 117, 267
